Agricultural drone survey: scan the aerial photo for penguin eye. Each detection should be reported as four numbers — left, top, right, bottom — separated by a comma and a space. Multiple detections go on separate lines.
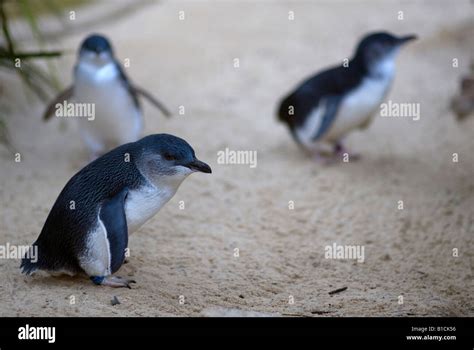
164, 154, 177, 161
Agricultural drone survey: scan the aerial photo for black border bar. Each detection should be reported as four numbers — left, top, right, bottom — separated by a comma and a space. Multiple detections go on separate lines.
0, 317, 472, 344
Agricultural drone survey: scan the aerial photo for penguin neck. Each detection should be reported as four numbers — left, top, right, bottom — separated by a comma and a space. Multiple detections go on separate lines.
353, 52, 397, 81
136, 160, 190, 195
368, 56, 396, 80
75, 59, 119, 83
148, 174, 188, 193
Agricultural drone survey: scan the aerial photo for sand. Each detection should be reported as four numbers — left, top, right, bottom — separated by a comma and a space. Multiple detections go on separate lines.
0, 0, 473, 317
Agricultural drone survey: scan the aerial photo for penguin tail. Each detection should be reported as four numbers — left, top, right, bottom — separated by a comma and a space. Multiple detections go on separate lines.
277, 95, 291, 123
20, 259, 38, 275
278, 94, 299, 129
20, 244, 41, 275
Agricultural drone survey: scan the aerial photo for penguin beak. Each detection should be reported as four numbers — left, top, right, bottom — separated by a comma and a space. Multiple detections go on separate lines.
397, 34, 418, 45
187, 159, 212, 174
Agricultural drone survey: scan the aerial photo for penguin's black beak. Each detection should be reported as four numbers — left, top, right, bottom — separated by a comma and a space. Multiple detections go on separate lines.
187, 159, 212, 174
397, 34, 418, 45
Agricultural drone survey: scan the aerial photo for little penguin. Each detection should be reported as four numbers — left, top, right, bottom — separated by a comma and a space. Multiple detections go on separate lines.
43, 33, 171, 159
278, 31, 417, 162
21, 134, 211, 288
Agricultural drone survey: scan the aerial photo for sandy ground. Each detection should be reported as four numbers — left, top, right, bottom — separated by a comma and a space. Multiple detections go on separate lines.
1, 0, 473, 317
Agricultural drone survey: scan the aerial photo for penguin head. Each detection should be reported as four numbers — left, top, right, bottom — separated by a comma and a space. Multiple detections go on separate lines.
78, 34, 114, 66
136, 134, 212, 187
354, 32, 417, 76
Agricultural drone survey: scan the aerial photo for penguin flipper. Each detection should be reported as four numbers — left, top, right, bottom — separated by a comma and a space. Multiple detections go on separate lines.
114, 61, 171, 117
42, 86, 74, 121
132, 85, 172, 117
99, 188, 129, 274
312, 95, 344, 141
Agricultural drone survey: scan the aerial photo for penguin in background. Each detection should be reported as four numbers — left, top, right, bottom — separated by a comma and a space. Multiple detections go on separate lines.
43, 34, 171, 159
21, 134, 211, 288
278, 31, 417, 163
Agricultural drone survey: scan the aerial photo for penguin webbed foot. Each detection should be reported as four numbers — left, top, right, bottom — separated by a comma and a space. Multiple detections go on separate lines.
312, 152, 339, 165
310, 143, 361, 165
90, 275, 136, 289
334, 143, 361, 162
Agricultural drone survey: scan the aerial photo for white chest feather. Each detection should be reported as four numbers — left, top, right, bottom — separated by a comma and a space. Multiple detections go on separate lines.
295, 56, 396, 149
296, 74, 392, 148
124, 185, 176, 234
326, 75, 392, 139
74, 62, 142, 153
78, 179, 181, 277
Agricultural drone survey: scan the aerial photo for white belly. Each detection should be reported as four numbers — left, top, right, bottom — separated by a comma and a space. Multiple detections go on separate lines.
74, 63, 143, 154
78, 184, 176, 276
124, 185, 176, 233
79, 218, 112, 276
324, 76, 391, 141
296, 75, 392, 150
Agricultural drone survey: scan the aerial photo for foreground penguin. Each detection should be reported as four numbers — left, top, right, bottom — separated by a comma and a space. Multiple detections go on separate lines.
278, 31, 417, 162
43, 34, 171, 158
21, 134, 211, 288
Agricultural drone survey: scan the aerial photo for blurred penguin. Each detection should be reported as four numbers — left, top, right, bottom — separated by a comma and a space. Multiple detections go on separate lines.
43, 34, 171, 159
278, 31, 417, 163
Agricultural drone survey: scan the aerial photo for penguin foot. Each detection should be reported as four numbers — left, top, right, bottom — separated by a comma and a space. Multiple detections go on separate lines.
336, 150, 361, 162
334, 143, 361, 162
312, 150, 360, 165
90, 275, 136, 289
312, 153, 338, 165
